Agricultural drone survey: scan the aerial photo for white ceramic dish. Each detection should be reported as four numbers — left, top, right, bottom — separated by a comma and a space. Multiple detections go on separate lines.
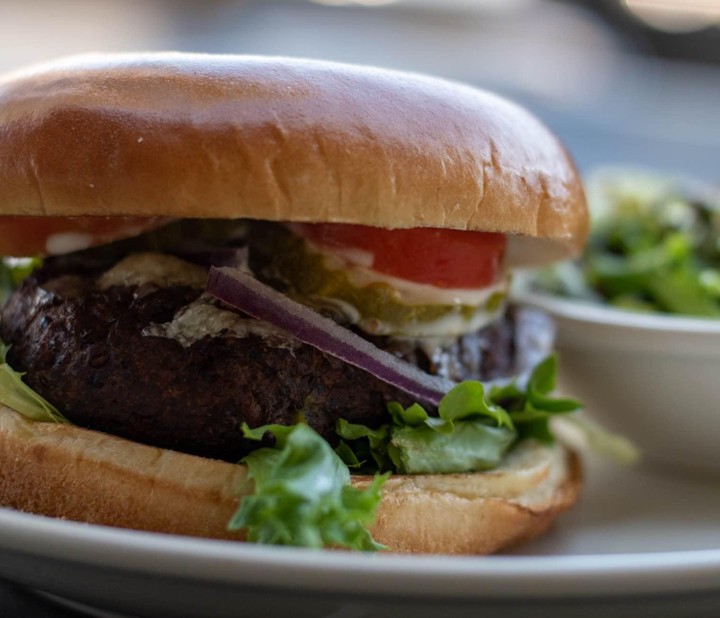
0, 453, 718, 618
514, 288, 720, 472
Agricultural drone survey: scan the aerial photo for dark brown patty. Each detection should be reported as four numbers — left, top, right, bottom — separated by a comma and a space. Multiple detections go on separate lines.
0, 262, 543, 462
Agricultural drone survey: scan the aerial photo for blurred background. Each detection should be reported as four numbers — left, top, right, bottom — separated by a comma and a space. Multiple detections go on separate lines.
0, 0, 718, 181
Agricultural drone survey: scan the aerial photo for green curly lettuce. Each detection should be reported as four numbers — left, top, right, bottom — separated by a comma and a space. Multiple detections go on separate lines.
336, 355, 581, 474
0, 257, 41, 305
0, 341, 68, 423
0, 259, 66, 423
229, 423, 387, 551
0, 360, 68, 424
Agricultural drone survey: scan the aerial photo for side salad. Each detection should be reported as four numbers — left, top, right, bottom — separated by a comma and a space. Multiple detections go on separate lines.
533, 171, 720, 317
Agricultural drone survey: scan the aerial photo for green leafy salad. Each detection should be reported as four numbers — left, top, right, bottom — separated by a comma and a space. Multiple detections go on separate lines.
533, 171, 720, 317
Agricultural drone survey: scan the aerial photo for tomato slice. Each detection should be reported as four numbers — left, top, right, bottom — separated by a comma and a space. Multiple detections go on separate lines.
294, 223, 506, 289
0, 216, 171, 256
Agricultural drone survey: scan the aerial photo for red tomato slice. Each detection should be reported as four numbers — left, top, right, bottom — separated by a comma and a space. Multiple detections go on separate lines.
294, 223, 506, 289
0, 216, 172, 256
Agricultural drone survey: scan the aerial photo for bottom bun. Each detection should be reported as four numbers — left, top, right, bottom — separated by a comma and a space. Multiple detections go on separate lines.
0, 404, 581, 554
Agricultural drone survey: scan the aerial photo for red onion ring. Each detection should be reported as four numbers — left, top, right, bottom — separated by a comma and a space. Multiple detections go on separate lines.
206, 266, 456, 406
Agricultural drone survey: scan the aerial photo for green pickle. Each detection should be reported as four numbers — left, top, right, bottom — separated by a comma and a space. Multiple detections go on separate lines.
248, 222, 504, 335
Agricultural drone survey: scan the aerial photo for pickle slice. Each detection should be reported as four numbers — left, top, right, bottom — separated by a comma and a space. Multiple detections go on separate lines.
248, 222, 506, 337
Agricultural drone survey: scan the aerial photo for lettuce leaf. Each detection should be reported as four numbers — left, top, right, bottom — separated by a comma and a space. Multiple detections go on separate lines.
340, 382, 518, 474
0, 343, 67, 424
0, 257, 41, 305
229, 423, 387, 551
496, 355, 581, 444
0, 260, 65, 423
337, 355, 581, 474
558, 414, 641, 465
387, 422, 516, 474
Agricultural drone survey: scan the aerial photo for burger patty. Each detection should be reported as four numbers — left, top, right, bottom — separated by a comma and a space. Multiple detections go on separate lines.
0, 259, 530, 462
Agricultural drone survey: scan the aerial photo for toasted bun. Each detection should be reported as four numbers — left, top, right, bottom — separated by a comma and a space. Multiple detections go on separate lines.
0, 53, 587, 261
0, 404, 580, 555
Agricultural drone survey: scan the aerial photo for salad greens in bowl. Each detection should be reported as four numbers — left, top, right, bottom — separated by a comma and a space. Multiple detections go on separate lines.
533, 170, 720, 317
517, 170, 720, 472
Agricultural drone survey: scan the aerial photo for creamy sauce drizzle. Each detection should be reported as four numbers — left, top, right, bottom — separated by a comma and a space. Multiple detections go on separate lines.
99, 252, 297, 349
98, 253, 207, 290
143, 296, 298, 349
46, 232, 94, 255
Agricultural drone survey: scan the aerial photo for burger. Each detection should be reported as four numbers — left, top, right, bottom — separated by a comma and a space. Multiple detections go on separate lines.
0, 54, 587, 554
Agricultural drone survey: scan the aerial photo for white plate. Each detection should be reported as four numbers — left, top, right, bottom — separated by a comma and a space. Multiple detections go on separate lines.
0, 453, 718, 618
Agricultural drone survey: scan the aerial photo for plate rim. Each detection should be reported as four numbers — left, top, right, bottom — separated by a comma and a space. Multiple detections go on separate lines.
0, 507, 718, 601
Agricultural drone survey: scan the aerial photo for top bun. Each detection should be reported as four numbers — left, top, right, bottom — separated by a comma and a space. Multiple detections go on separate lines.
0, 53, 587, 260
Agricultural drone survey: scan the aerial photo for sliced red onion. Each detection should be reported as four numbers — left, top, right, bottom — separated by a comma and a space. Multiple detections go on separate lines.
206, 266, 456, 406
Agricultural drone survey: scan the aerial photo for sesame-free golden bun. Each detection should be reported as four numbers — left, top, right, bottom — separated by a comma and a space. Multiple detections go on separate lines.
0, 53, 587, 262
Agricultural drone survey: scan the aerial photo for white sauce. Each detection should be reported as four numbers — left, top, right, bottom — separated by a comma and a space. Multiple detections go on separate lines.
98, 253, 207, 290
143, 296, 298, 349
328, 246, 375, 269
95, 252, 296, 349
46, 232, 94, 255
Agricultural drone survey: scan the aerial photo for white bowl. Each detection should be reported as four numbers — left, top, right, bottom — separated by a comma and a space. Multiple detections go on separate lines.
515, 290, 720, 473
